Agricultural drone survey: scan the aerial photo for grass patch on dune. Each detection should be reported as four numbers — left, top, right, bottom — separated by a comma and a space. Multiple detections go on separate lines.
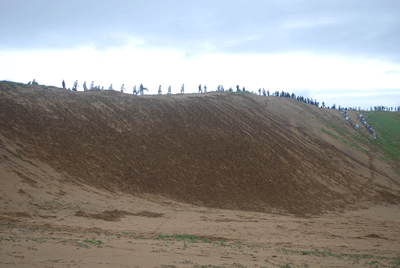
321, 128, 367, 153
0, 80, 17, 91
235, 91, 253, 96
364, 111, 400, 163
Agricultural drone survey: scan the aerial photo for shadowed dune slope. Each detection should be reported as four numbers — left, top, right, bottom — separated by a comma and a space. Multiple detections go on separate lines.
1, 82, 399, 215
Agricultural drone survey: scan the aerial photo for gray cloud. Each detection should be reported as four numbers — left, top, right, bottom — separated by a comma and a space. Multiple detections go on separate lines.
1, 0, 400, 62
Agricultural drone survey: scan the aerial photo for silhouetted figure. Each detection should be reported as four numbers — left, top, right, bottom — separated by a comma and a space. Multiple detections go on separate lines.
109, 84, 113, 90
236, 85, 240, 92
204, 85, 207, 93
181, 84, 184, 94
168, 85, 171, 94
139, 83, 148, 95
258, 88, 261, 95
72, 80, 79, 91
198, 84, 202, 93
90, 81, 94, 90
83, 81, 88, 91
158, 85, 162, 94
267, 89, 269, 96
62, 80, 65, 89
120, 84, 125, 93
133, 86, 137, 95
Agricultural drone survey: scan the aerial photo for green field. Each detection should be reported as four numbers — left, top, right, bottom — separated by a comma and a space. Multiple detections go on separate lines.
364, 111, 400, 168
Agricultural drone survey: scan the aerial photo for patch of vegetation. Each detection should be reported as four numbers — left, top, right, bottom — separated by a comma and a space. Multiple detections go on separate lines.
0, 81, 17, 91
321, 128, 368, 154
83, 238, 104, 247
275, 247, 399, 266
364, 111, 400, 164
235, 91, 252, 96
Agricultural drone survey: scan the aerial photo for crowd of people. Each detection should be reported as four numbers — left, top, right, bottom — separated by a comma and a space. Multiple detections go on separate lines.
32, 79, 398, 113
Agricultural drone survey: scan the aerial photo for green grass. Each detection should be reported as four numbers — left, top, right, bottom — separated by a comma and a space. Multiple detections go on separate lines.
235, 91, 252, 96
364, 111, 400, 163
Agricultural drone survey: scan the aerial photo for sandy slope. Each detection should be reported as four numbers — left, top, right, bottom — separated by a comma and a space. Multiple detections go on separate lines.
0, 82, 399, 267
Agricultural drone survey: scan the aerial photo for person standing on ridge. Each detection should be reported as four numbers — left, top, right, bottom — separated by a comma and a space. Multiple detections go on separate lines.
73, 80, 79, 91
198, 84, 202, 93
90, 81, 94, 90
181, 84, 184, 94
62, 80, 65, 89
109, 84, 113, 90
83, 81, 88, 91
121, 84, 125, 93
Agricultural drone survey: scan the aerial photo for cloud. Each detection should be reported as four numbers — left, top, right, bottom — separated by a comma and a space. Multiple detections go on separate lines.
1, 0, 400, 63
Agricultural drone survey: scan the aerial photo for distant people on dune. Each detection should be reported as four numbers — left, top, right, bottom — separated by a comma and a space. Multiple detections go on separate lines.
29, 79, 38, 85
138, 83, 148, 95
72, 80, 79, 91
56, 79, 394, 122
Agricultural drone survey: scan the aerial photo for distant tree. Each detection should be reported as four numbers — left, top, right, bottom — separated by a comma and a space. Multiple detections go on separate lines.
291, 93, 296, 99
322, 102, 325, 108
332, 103, 336, 110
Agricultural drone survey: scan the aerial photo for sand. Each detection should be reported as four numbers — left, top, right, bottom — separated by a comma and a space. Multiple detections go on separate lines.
0, 82, 399, 267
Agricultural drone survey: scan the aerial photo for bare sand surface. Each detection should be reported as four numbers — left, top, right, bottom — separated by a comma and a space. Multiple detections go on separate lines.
1, 169, 399, 267
1, 82, 399, 267
1, 164, 400, 268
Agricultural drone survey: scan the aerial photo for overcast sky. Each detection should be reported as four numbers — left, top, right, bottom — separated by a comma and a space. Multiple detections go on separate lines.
1, 0, 399, 109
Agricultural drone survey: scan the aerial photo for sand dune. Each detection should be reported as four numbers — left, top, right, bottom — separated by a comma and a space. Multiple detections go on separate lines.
0, 81, 399, 267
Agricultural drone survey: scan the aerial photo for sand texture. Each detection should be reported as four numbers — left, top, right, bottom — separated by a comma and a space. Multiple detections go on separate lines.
0, 82, 399, 267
